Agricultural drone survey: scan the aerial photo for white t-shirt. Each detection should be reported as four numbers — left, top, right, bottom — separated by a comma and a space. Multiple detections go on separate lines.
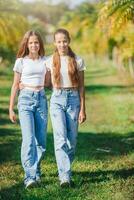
45, 55, 86, 87
13, 56, 47, 86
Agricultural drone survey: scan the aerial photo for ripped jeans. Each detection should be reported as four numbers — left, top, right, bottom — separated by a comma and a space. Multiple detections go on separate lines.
18, 89, 48, 184
50, 88, 80, 182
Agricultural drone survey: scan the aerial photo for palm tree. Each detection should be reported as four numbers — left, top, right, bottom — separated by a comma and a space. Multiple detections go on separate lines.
109, 0, 134, 23
98, 0, 134, 75
99, 0, 134, 30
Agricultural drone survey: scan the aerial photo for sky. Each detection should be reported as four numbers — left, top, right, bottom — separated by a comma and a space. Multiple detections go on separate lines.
21, 0, 94, 8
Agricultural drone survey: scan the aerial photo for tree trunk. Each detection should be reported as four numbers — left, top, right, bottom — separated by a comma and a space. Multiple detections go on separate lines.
128, 57, 134, 78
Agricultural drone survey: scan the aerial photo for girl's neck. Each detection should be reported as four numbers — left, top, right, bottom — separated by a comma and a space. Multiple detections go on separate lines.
58, 49, 68, 56
28, 53, 39, 60
59, 53, 68, 56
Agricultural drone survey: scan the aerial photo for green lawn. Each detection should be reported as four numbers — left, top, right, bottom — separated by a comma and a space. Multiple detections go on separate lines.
0, 56, 134, 200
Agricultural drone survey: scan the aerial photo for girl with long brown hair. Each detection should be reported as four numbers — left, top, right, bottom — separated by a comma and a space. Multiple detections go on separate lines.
45, 28, 86, 187
9, 30, 48, 188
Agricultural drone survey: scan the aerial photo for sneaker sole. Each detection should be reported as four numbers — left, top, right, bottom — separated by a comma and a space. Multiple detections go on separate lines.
60, 181, 70, 188
25, 181, 37, 189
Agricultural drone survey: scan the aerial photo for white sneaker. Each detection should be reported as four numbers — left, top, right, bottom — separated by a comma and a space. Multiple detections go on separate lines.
60, 180, 70, 188
25, 179, 36, 189
36, 176, 41, 183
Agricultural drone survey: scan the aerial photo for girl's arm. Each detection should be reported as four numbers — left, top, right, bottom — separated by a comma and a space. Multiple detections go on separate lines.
78, 71, 86, 124
9, 72, 21, 123
44, 70, 52, 89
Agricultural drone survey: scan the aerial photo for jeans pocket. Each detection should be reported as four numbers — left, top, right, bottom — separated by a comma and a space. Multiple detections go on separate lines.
18, 93, 32, 100
17, 95, 33, 109
18, 100, 33, 108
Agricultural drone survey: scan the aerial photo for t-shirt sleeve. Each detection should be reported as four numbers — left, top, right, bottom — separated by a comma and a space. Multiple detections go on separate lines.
45, 56, 53, 72
13, 58, 23, 73
76, 56, 86, 71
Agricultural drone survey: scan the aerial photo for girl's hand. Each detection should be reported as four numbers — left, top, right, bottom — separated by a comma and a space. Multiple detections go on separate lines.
78, 110, 86, 124
9, 110, 17, 123
19, 83, 24, 90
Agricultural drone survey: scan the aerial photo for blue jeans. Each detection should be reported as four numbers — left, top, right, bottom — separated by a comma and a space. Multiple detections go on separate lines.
50, 88, 80, 182
17, 89, 48, 184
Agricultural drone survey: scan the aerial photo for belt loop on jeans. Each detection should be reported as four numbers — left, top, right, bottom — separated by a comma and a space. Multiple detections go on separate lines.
53, 87, 78, 91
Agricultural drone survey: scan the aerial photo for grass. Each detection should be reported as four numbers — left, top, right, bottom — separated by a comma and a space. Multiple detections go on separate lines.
0, 56, 134, 200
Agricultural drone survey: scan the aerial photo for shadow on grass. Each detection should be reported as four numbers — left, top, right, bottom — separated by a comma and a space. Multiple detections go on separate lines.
0, 129, 134, 199
76, 132, 134, 161
85, 84, 134, 94
0, 167, 134, 200
0, 142, 21, 164
0, 183, 24, 200
0, 107, 9, 114
0, 107, 10, 126
74, 167, 134, 186
0, 130, 54, 164
0, 107, 18, 125
0, 127, 19, 137
0, 130, 134, 164
0, 118, 11, 126
0, 87, 11, 96
0, 179, 52, 200
0, 99, 10, 104
0, 128, 21, 164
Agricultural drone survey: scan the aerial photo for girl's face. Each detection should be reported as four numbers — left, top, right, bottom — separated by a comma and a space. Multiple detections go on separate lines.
54, 33, 69, 55
27, 35, 40, 55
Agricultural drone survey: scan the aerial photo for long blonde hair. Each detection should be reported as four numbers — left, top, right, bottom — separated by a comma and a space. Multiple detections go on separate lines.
53, 28, 79, 87
17, 30, 45, 58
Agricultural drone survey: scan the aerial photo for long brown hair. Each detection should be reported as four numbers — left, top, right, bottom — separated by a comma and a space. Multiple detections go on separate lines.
17, 30, 45, 58
53, 28, 79, 87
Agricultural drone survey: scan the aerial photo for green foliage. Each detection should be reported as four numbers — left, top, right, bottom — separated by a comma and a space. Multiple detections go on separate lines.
0, 46, 16, 62
29, 19, 47, 43
0, 0, 29, 60
108, 0, 134, 20
59, 2, 102, 55
98, 0, 134, 33
0, 0, 19, 11
0, 0, 70, 61
97, 0, 134, 69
